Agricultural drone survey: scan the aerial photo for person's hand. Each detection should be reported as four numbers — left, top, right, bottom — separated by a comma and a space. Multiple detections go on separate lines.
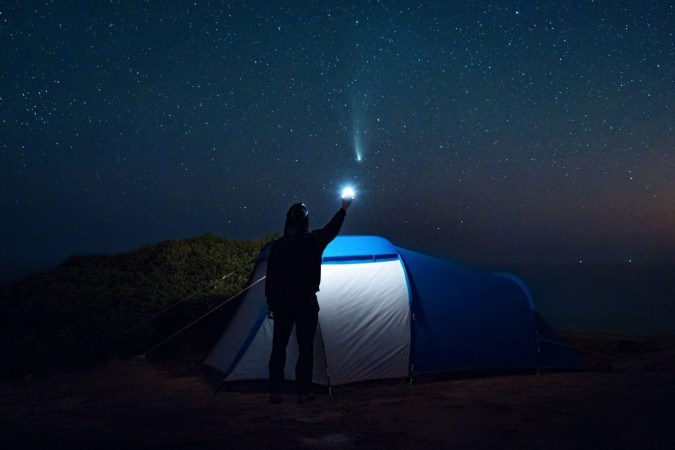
267, 310, 274, 320
341, 197, 352, 211
340, 187, 355, 210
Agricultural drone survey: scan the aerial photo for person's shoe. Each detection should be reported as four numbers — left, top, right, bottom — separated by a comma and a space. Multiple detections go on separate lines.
297, 393, 316, 404
269, 391, 283, 404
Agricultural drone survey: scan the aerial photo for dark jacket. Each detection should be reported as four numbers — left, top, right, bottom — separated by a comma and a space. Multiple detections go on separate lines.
265, 208, 346, 311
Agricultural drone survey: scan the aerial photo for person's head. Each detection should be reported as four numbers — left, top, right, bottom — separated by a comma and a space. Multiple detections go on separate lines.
284, 202, 309, 235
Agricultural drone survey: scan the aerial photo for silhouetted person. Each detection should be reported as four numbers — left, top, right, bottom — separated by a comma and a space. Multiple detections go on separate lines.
266, 194, 352, 404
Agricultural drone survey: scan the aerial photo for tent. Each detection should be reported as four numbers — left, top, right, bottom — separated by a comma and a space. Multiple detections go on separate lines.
204, 236, 578, 386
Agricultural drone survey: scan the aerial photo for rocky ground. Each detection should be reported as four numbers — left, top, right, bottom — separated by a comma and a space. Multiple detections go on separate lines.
1, 333, 674, 449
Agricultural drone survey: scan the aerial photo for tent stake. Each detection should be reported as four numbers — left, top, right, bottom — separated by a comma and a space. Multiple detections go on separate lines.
213, 378, 226, 394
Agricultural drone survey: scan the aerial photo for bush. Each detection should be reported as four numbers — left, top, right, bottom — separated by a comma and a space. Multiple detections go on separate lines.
0, 233, 276, 379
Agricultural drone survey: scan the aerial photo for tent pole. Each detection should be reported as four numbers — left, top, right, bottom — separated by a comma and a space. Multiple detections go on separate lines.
316, 318, 333, 397
213, 378, 227, 394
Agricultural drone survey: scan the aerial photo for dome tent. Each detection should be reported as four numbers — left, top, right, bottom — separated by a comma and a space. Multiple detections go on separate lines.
204, 236, 578, 387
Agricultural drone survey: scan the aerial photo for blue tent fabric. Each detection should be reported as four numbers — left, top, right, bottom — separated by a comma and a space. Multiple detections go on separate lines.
322, 235, 400, 263
398, 248, 539, 375
533, 312, 580, 369
224, 303, 269, 378
493, 272, 536, 311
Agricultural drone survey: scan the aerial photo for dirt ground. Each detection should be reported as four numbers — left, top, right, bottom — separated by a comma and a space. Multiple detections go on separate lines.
1, 334, 674, 449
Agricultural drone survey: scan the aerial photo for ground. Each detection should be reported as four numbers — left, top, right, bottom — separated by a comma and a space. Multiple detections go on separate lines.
1, 334, 674, 449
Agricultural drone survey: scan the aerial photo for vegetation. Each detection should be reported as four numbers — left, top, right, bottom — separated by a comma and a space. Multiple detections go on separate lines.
0, 233, 277, 379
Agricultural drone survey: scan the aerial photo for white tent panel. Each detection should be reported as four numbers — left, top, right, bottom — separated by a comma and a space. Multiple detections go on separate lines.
219, 259, 410, 387
225, 314, 329, 385
317, 260, 411, 385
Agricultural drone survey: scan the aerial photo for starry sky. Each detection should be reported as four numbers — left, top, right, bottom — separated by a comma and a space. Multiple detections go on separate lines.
1, 1, 673, 277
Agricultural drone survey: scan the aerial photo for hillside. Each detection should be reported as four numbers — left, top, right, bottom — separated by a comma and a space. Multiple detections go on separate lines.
0, 233, 276, 379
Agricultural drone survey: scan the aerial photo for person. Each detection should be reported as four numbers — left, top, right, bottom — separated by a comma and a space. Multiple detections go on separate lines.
265, 194, 352, 404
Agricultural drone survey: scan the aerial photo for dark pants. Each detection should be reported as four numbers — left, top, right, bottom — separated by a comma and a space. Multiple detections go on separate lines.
268, 304, 319, 394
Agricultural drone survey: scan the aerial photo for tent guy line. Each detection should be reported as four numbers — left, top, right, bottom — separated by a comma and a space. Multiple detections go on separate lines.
140, 275, 267, 357
26, 272, 235, 379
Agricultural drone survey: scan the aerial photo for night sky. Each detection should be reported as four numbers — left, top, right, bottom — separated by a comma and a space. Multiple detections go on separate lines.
1, 1, 673, 276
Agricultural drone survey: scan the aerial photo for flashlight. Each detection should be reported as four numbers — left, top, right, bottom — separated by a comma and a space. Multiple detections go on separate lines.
341, 187, 356, 200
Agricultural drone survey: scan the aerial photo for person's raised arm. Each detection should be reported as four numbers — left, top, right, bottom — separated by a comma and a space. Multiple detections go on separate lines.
314, 194, 353, 249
